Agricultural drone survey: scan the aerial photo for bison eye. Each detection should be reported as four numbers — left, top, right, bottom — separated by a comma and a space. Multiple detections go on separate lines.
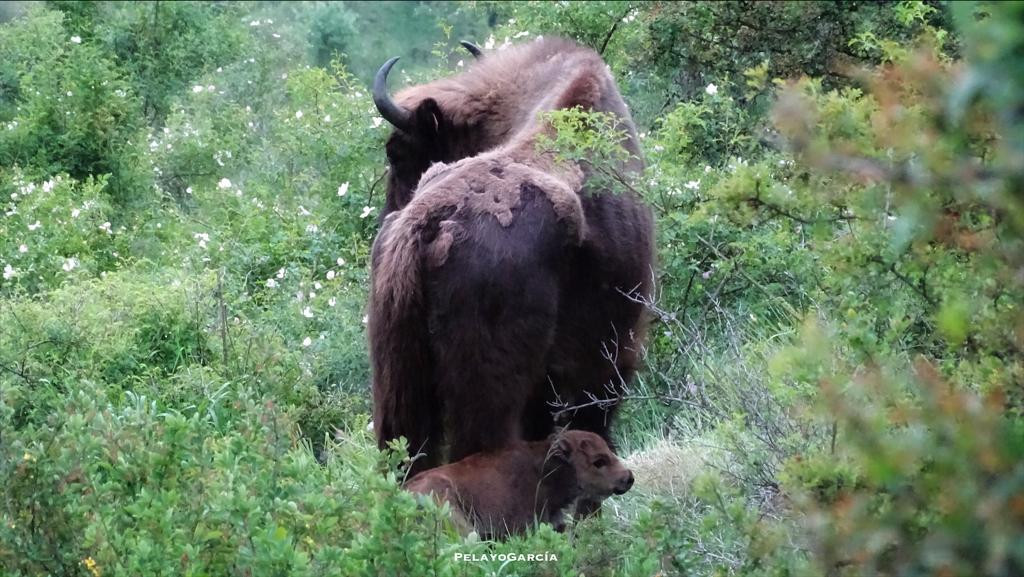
592, 457, 609, 469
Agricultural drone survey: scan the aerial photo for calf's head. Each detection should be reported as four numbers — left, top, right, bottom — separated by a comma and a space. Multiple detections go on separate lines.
550, 430, 634, 498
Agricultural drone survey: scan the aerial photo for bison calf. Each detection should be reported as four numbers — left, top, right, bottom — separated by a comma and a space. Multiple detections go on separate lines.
405, 430, 633, 539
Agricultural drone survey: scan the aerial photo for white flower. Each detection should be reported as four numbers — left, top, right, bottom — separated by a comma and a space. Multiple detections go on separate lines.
18, 244, 27, 253
27, 220, 41, 231
362, 314, 369, 325
3, 264, 15, 279
302, 336, 313, 347
192, 85, 204, 93
217, 178, 232, 189
298, 205, 311, 217
206, 85, 215, 92
194, 232, 210, 249
309, 291, 316, 298
71, 208, 81, 218
328, 297, 336, 307
186, 186, 193, 194
302, 306, 314, 318
306, 223, 318, 234
99, 221, 112, 234
336, 257, 346, 267
272, 33, 281, 39
62, 257, 79, 272
266, 278, 278, 288
484, 35, 496, 50
324, 114, 332, 123
249, 19, 260, 26
314, 281, 322, 290
337, 182, 349, 197
371, 117, 383, 128
326, 270, 336, 280
42, 179, 55, 193
457, 59, 465, 68
684, 180, 701, 190
295, 110, 303, 119
705, 83, 718, 96
704, 165, 712, 173
360, 206, 374, 219
66, 91, 72, 97
295, 290, 304, 301
276, 268, 286, 279
70, 35, 82, 44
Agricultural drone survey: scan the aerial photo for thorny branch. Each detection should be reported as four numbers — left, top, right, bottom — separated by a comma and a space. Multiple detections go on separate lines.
746, 179, 857, 225
599, 6, 634, 56
544, 266, 813, 493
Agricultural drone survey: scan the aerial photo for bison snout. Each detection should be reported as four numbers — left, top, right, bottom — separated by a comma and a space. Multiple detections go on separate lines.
614, 470, 634, 495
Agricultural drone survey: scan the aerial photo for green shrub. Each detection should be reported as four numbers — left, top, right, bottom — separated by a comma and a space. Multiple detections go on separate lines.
0, 10, 149, 207
0, 171, 119, 295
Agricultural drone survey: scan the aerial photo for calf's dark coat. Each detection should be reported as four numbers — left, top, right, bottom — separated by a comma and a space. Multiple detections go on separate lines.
405, 430, 634, 538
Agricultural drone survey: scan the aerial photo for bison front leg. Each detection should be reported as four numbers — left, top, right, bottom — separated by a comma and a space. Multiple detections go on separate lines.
429, 275, 561, 462
434, 304, 558, 462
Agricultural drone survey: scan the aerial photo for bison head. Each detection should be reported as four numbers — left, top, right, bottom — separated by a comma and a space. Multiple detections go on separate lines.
374, 57, 484, 218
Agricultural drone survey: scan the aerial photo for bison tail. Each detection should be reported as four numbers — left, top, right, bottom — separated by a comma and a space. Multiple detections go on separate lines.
368, 213, 438, 470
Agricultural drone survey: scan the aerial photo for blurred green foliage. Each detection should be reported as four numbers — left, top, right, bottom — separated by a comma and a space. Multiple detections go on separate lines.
1, 1, 1022, 576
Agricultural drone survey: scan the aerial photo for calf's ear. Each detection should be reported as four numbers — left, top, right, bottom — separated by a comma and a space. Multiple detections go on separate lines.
578, 438, 593, 453
548, 434, 573, 461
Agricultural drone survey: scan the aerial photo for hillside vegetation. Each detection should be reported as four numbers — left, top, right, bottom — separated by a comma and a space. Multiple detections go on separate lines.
1, 2, 1022, 576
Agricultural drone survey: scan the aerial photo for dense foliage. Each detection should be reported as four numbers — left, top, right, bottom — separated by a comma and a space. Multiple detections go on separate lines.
1, 1, 1021, 576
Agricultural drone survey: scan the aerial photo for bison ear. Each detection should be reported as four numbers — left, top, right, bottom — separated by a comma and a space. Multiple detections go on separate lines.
553, 72, 602, 111
413, 98, 444, 139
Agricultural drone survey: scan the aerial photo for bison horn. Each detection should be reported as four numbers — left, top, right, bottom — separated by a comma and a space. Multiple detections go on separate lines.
373, 57, 412, 132
459, 40, 483, 59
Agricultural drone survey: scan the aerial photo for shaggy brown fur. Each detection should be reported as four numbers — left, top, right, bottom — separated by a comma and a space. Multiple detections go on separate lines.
380, 37, 642, 215
405, 430, 633, 539
369, 38, 654, 481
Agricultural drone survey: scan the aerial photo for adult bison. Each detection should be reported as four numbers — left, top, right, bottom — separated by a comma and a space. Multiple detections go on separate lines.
368, 38, 654, 476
